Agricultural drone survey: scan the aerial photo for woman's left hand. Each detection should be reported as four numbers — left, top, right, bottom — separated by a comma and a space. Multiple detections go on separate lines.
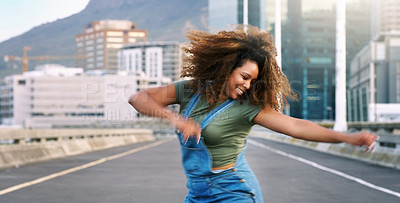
345, 131, 379, 152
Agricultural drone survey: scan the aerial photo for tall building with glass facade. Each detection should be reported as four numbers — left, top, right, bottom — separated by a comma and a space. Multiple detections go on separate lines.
208, 0, 266, 31
282, 0, 336, 120
281, 0, 371, 120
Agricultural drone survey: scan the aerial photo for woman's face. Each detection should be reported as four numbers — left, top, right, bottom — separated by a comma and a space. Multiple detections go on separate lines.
224, 60, 259, 100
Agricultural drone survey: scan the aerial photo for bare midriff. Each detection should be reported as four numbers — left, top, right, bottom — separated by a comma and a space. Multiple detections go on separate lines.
212, 162, 235, 171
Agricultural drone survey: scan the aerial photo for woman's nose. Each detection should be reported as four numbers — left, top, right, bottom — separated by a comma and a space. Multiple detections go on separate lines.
244, 81, 251, 89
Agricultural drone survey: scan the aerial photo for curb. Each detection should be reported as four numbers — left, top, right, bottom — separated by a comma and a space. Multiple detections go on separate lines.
0, 129, 155, 170
250, 131, 400, 170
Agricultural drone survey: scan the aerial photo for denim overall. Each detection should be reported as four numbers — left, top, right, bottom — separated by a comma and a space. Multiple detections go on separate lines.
176, 93, 264, 202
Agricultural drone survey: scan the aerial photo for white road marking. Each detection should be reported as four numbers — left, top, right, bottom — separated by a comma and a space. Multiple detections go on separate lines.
0, 139, 171, 196
248, 139, 400, 198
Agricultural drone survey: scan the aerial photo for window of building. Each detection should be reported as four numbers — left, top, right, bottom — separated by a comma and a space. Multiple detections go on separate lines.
397, 63, 400, 102
106, 31, 123, 37
362, 88, 368, 121
18, 80, 26, 85
308, 57, 332, 64
107, 38, 124, 43
86, 46, 94, 51
356, 89, 361, 121
129, 32, 146, 37
106, 44, 123, 49
350, 90, 355, 121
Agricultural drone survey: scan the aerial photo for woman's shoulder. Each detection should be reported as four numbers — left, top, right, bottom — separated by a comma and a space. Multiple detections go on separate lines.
233, 99, 263, 124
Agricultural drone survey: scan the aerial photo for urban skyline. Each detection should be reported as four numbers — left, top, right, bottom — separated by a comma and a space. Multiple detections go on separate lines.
1, 0, 400, 127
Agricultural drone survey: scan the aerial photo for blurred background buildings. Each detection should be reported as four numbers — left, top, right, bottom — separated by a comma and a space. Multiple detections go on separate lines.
0, 64, 170, 128
75, 20, 147, 73
208, 0, 400, 122
1, 0, 400, 128
208, 0, 266, 31
118, 41, 182, 82
348, 0, 400, 122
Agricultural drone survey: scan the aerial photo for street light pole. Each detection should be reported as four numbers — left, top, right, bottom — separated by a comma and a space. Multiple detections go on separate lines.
275, 0, 282, 68
243, 0, 248, 26
333, 0, 348, 131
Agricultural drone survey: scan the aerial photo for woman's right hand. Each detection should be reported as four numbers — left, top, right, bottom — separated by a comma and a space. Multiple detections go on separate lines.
173, 117, 202, 144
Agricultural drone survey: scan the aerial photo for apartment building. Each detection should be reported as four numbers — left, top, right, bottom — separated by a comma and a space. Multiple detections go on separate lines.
75, 20, 147, 72
371, 0, 400, 39
118, 41, 182, 81
348, 34, 400, 122
0, 64, 170, 128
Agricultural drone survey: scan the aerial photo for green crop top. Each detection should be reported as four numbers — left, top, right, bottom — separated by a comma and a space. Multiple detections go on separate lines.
174, 80, 262, 168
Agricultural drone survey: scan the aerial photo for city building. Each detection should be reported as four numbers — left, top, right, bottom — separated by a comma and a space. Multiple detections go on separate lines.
282, 0, 336, 120
207, 0, 371, 120
75, 20, 147, 72
348, 34, 400, 122
371, 0, 400, 40
0, 64, 170, 128
265, 0, 287, 32
118, 41, 182, 81
348, 0, 400, 122
208, 0, 266, 31
281, 0, 371, 120
346, 0, 372, 85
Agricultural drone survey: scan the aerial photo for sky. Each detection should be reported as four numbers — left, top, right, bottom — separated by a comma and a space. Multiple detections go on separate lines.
0, 0, 90, 43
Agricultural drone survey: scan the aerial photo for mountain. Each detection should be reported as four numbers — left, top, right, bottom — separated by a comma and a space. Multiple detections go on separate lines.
0, 0, 208, 76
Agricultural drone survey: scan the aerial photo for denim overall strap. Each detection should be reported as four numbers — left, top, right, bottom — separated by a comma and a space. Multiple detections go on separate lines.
180, 92, 237, 127
177, 93, 237, 176
200, 99, 236, 130
181, 92, 200, 118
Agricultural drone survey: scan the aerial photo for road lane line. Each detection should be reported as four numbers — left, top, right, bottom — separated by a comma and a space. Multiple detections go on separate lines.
248, 139, 400, 198
0, 139, 171, 196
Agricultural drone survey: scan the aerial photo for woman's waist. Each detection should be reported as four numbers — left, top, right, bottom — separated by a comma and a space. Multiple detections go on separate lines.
212, 162, 235, 172
188, 163, 254, 181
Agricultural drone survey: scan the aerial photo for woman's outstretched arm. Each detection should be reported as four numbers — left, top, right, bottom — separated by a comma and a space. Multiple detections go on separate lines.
128, 84, 201, 142
253, 107, 378, 151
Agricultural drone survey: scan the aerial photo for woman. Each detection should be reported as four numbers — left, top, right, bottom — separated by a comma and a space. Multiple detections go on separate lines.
129, 25, 378, 202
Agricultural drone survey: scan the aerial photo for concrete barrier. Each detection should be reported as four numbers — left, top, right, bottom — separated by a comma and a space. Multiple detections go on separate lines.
0, 129, 155, 170
250, 126, 400, 170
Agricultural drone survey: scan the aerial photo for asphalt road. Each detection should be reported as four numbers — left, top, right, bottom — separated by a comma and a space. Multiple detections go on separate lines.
0, 136, 399, 203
